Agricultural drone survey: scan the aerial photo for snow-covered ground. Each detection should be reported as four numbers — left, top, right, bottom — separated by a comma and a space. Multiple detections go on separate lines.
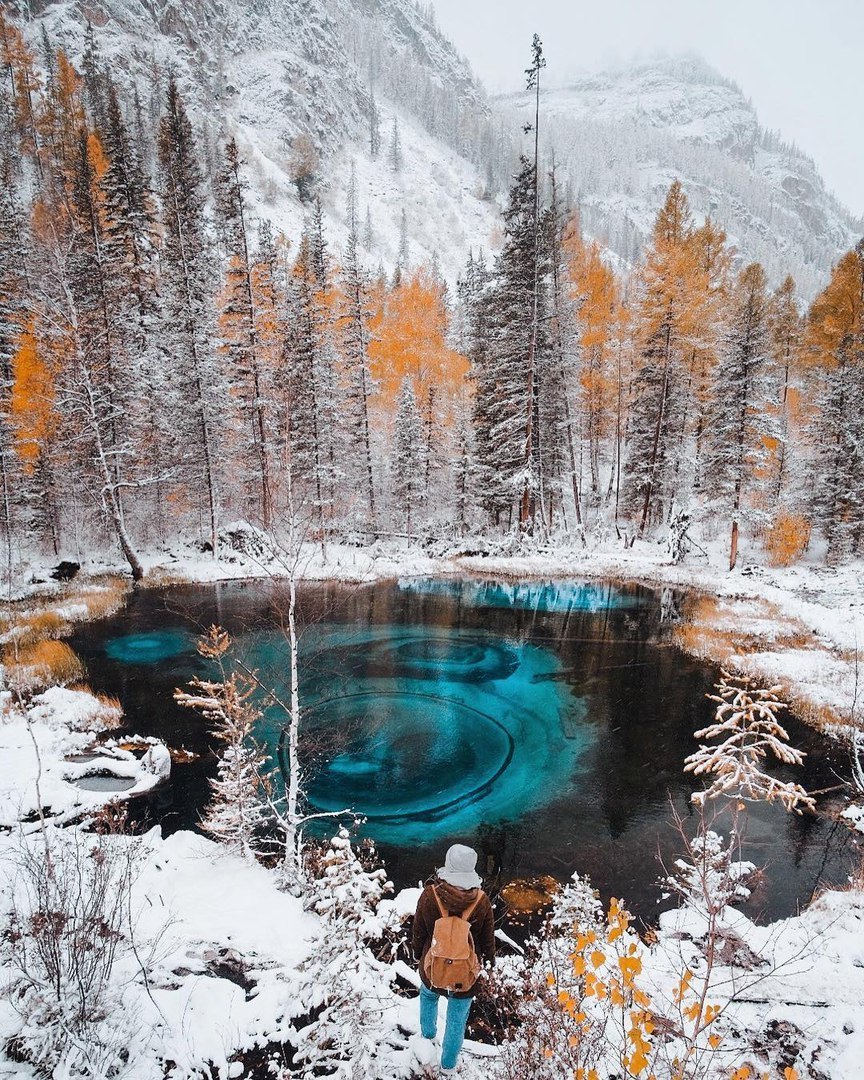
3, 534, 864, 1077
0, 685, 169, 830
1, 820, 863, 1079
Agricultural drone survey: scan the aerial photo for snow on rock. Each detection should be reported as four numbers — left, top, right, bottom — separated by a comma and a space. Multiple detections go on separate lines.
141, 741, 173, 782
841, 805, 864, 834
0, 687, 169, 827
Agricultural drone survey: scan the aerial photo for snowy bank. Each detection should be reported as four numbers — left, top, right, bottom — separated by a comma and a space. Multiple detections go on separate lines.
0, 686, 170, 829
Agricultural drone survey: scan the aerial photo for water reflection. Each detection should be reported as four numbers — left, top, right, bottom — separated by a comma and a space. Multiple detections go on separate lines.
399, 577, 645, 614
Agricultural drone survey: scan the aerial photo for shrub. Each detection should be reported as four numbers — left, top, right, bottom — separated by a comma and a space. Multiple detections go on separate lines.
2, 827, 144, 1077
763, 513, 810, 567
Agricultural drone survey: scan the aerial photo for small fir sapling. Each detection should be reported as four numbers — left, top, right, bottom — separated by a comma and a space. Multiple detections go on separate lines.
174, 625, 272, 861
291, 828, 401, 1079
684, 671, 815, 813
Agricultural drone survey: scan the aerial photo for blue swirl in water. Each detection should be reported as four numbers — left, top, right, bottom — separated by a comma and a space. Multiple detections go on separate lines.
104, 629, 192, 664
250, 624, 592, 845
297, 691, 514, 822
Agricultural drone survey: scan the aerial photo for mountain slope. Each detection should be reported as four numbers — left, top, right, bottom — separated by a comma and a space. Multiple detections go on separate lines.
10, 6, 861, 296
497, 56, 862, 296
19, 0, 499, 281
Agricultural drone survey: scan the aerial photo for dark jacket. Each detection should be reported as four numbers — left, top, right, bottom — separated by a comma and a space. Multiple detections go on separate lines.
412, 879, 495, 999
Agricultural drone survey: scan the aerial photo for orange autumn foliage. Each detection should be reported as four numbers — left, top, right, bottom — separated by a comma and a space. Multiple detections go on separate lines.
764, 512, 811, 567
0, 12, 42, 157
10, 322, 57, 470
806, 248, 864, 370
368, 266, 467, 414
87, 131, 109, 186
565, 232, 618, 413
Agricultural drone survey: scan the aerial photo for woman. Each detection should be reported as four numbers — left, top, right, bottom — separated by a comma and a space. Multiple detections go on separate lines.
412, 844, 495, 1075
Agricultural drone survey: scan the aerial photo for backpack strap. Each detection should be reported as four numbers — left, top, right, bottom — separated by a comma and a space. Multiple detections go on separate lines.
431, 885, 448, 919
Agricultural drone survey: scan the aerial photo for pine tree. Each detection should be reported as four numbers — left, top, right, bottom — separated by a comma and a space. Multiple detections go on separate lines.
80, 22, 108, 134
362, 206, 373, 250
368, 88, 381, 159
766, 276, 802, 504
157, 75, 221, 554
294, 829, 399, 1078
701, 262, 773, 570
100, 79, 164, 540
397, 206, 409, 277
392, 377, 424, 536
519, 34, 547, 532
0, 155, 29, 585
806, 243, 864, 561
282, 214, 339, 541
338, 222, 377, 530
216, 137, 273, 529
388, 115, 402, 172
460, 249, 501, 520
473, 157, 549, 528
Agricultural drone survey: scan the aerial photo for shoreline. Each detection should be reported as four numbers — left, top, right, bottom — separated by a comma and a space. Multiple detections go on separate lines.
8, 536, 863, 736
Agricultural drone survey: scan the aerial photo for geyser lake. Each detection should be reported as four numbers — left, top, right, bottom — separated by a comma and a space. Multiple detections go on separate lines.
69, 576, 856, 921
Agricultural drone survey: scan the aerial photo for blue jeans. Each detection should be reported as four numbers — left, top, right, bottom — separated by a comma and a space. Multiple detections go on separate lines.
419, 983, 473, 1069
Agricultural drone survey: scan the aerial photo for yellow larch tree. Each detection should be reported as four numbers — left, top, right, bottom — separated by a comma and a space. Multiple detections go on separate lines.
563, 224, 620, 502
10, 319, 56, 472
804, 244, 864, 559
369, 264, 468, 416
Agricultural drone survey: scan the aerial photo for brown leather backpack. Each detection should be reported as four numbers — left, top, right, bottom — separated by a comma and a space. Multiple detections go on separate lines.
423, 886, 483, 993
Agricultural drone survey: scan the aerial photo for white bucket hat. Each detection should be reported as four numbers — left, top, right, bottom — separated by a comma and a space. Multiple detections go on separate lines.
437, 844, 482, 889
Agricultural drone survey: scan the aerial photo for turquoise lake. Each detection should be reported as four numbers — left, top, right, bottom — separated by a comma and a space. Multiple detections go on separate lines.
69, 576, 856, 920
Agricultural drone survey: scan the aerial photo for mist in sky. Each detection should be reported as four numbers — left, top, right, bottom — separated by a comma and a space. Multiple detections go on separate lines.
431, 0, 864, 219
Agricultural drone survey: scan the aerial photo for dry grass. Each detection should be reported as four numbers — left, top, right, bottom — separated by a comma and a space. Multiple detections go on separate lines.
14, 611, 67, 646
785, 696, 849, 732
672, 593, 853, 731
1, 577, 129, 699
672, 596, 753, 661
673, 594, 815, 662
95, 692, 122, 715
5, 640, 86, 691
77, 577, 129, 621
67, 684, 122, 727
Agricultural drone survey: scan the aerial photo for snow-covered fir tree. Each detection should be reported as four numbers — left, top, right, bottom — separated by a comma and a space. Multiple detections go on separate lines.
392, 376, 425, 535
292, 829, 401, 1078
